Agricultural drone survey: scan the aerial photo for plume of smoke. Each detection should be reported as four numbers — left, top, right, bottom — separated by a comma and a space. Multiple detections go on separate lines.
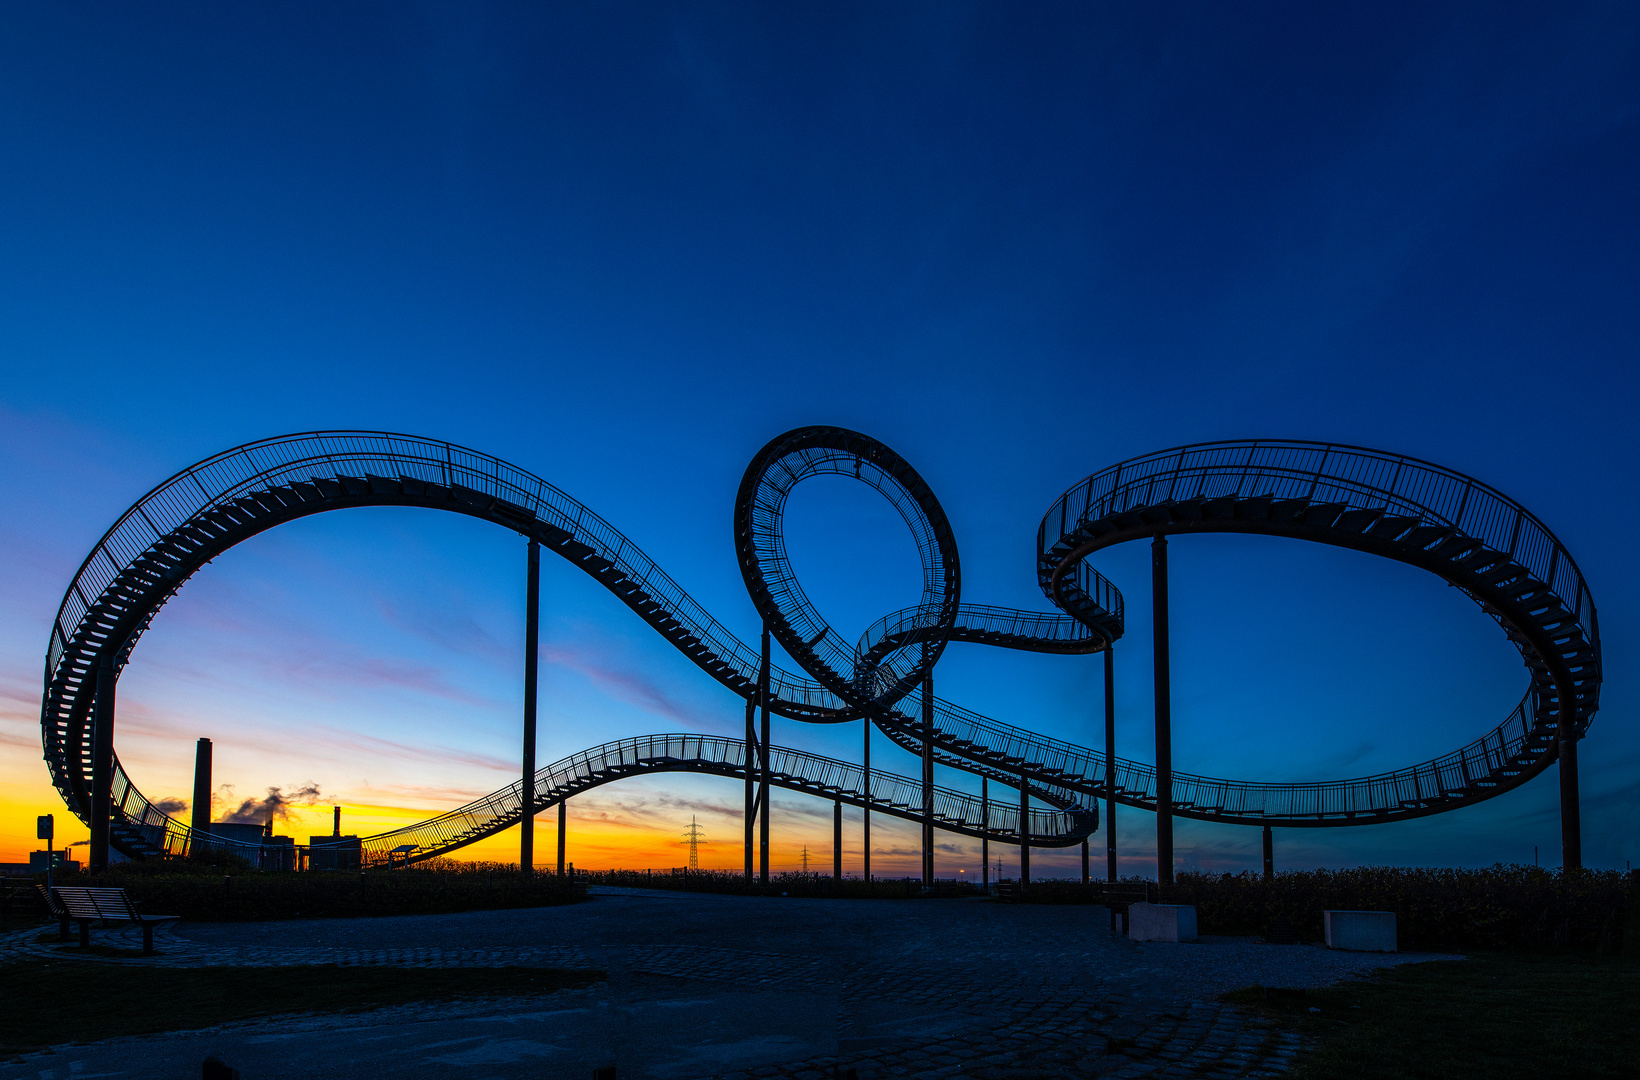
219, 783, 323, 824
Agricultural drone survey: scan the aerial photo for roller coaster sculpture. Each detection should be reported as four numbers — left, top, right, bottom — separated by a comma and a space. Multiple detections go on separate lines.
41, 428, 1601, 873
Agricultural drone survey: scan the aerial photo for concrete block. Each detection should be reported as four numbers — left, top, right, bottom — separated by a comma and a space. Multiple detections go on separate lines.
1127, 902, 1198, 942
1324, 910, 1397, 952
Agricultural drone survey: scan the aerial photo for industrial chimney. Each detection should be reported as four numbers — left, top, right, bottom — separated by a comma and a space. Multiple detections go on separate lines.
191, 739, 212, 836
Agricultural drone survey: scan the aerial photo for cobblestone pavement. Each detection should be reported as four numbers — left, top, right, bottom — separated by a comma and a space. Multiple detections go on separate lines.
1, 888, 1450, 1079
0, 923, 595, 970
733, 999, 1303, 1080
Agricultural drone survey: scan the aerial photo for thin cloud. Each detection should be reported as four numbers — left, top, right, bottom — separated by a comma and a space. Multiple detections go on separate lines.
302, 727, 515, 775
0, 679, 40, 710
378, 597, 511, 664
544, 641, 724, 731
380, 588, 732, 734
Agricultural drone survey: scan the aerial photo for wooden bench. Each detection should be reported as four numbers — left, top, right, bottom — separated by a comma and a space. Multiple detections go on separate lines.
40, 886, 179, 954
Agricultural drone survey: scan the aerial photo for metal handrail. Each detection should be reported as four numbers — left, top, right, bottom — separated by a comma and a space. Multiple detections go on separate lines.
1040, 439, 1598, 659
357, 733, 1086, 861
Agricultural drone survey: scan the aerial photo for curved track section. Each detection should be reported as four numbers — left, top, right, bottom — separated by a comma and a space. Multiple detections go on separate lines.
363, 734, 1093, 865
1040, 440, 1601, 823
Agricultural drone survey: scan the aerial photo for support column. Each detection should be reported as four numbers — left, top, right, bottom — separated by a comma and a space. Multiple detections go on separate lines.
745, 693, 756, 879
557, 800, 566, 875
921, 644, 934, 888
1152, 534, 1174, 886
1559, 731, 1581, 869
862, 719, 872, 881
1081, 840, 1089, 884
1262, 824, 1273, 880
981, 776, 989, 891
190, 737, 212, 854
1018, 774, 1030, 890
1104, 645, 1117, 882
89, 658, 116, 873
833, 799, 843, 881
521, 538, 540, 874
759, 626, 771, 885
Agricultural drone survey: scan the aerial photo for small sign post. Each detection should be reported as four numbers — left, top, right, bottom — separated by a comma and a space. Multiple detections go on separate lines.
37, 815, 54, 888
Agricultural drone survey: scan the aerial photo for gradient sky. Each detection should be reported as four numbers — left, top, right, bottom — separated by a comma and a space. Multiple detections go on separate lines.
1, 3, 1635, 876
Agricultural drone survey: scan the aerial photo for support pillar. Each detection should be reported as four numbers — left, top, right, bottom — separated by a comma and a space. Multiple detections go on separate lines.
1105, 644, 1117, 882
557, 800, 566, 875
521, 539, 540, 874
1262, 824, 1273, 880
1018, 774, 1030, 890
1081, 840, 1089, 884
89, 658, 116, 873
1152, 534, 1174, 886
862, 718, 872, 881
745, 693, 756, 879
921, 644, 934, 888
759, 626, 771, 885
981, 776, 989, 890
1559, 731, 1581, 869
834, 799, 843, 881
190, 737, 212, 854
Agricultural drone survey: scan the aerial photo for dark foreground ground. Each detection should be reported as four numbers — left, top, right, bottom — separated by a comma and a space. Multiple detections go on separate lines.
0, 886, 1469, 1079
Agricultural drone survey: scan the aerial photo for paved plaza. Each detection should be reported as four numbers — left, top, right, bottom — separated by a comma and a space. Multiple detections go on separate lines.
1, 887, 1457, 1079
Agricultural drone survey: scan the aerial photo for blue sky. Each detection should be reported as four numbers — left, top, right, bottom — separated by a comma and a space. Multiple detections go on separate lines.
1, 2, 1635, 873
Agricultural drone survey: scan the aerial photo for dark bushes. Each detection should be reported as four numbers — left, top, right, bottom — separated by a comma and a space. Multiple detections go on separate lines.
38, 857, 583, 922
1026, 865, 1635, 952
585, 867, 982, 898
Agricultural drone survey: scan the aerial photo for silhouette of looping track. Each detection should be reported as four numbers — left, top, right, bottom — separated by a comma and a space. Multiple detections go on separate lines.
41, 429, 1597, 863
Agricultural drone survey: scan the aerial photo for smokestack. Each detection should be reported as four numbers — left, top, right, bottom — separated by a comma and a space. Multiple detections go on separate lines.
333, 806, 341, 837
191, 739, 212, 834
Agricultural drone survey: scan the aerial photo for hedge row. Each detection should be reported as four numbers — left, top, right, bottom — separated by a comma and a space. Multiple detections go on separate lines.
591, 865, 1635, 952
585, 867, 981, 899
7, 858, 582, 922
1025, 865, 1635, 952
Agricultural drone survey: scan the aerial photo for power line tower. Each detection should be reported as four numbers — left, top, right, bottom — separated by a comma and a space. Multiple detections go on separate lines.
680, 815, 707, 869
801, 844, 810, 874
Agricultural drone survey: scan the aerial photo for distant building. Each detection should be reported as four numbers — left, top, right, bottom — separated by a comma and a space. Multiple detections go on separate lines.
307, 835, 362, 870
28, 851, 80, 873
259, 834, 296, 872
202, 823, 298, 870
207, 822, 266, 846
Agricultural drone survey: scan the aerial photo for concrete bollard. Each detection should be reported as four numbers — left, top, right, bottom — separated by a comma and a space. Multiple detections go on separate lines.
1127, 902, 1198, 942
1324, 910, 1397, 952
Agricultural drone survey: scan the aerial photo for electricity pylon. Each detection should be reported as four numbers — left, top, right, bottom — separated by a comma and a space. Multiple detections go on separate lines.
680, 815, 707, 869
